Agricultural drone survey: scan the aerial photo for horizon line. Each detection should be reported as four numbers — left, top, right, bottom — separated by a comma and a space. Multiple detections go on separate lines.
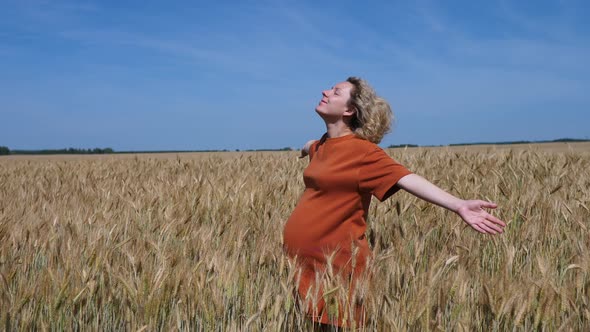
2, 137, 589, 155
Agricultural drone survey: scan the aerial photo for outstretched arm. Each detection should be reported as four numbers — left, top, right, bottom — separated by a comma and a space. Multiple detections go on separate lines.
299, 140, 317, 158
396, 174, 506, 234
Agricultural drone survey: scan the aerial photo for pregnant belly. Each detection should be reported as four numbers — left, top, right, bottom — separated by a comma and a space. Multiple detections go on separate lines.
283, 216, 371, 272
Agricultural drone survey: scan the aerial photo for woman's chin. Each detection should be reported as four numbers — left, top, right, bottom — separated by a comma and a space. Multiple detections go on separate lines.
315, 108, 327, 117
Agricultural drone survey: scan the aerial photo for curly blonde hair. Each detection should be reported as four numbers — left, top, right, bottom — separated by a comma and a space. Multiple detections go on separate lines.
346, 77, 394, 144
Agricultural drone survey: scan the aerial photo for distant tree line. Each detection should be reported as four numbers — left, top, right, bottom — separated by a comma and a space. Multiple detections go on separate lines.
243, 147, 293, 152
387, 144, 418, 148
448, 138, 589, 147
3, 147, 114, 155
2, 138, 587, 155
388, 138, 589, 149
116, 147, 294, 154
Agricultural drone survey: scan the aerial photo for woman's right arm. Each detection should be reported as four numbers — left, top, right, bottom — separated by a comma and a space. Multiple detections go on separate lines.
299, 140, 317, 158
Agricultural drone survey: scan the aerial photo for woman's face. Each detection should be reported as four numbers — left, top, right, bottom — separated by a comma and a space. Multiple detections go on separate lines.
315, 81, 355, 120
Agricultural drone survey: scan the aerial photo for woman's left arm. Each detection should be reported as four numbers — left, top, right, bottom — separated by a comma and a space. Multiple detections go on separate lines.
396, 174, 506, 234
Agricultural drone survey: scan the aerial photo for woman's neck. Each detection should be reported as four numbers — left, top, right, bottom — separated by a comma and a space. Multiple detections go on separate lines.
325, 122, 353, 138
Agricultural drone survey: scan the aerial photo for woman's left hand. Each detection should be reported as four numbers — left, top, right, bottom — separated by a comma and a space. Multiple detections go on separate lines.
456, 200, 506, 234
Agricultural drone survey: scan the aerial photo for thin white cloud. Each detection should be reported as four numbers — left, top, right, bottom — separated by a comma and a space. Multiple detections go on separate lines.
5, 0, 589, 117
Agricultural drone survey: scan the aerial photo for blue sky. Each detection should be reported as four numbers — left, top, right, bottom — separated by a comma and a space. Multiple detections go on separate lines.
1, 0, 589, 151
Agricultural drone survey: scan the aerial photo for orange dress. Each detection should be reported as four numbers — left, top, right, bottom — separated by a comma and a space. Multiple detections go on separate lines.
283, 133, 412, 327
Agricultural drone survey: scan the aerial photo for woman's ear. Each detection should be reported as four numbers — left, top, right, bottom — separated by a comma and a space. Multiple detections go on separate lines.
343, 107, 356, 117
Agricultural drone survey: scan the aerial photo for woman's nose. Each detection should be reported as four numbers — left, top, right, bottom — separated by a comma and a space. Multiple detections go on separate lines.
322, 90, 328, 97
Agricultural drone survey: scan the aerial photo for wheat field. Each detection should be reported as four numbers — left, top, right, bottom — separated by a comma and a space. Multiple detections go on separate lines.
1, 143, 589, 330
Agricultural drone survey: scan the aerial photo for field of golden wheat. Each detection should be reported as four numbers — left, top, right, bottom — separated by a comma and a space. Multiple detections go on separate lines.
1, 144, 589, 330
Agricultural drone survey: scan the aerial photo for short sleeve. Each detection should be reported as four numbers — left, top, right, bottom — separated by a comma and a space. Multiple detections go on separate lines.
308, 140, 320, 160
358, 147, 412, 201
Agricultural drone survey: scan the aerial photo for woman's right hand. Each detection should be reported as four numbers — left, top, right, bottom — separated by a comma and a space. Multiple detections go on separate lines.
300, 140, 317, 158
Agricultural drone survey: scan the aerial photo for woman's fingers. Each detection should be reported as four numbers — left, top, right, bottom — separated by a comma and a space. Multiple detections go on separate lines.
471, 223, 488, 234
479, 222, 498, 234
462, 200, 506, 235
479, 200, 498, 209
487, 213, 506, 227
483, 219, 504, 233
479, 201, 506, 232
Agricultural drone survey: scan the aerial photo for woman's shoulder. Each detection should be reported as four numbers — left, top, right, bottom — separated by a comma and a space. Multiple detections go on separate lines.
348, 135, 382, 152
314, 133, 383, 155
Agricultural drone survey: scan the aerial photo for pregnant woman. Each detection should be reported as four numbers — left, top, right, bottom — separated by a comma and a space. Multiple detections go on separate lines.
282, 77, 506, 328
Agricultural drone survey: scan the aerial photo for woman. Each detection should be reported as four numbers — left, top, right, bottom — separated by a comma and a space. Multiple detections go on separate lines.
282, 77, 506, 328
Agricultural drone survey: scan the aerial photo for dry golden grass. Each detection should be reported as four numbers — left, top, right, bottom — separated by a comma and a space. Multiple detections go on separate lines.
1, 145, 589, 330
400, 141, 590, 154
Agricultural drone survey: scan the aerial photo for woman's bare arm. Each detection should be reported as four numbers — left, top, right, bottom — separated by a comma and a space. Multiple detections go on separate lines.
299, 140, 317, 158
396, 174, 506, 234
